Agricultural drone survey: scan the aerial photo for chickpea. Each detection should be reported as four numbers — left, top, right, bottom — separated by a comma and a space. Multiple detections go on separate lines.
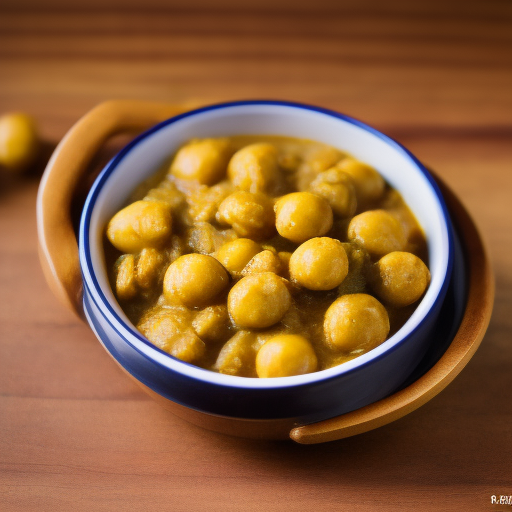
216, 190, 275, 239
192, 305, 231, 343
143, 179, 185, 211
163, 254, 229, 308
309, 167, 357, 218
168, 234, 186, 263
256, 334, 318, 378
216, 238, 262, 275
227, 143, 278, 193
228, 272, 291, 328
370, 251, 431, 307
0, 112, 39, 172
348, 210, 406, 257
115, 254, 137, 300
337, 158, 385, 207
169, 329, 205, 363
242, 250, 282, 276
277, 251, 293, 279
214, 331, 256, 376
308, 145, 344, 173
278, 152, 301, 172
188, 181, 234, 223
107, 200, 172, 254
289, 237, 349, 291
260, 244, 277, 254
324, 294, 390, 353
170, 138, 232, 185
279, 301, 304, 331
185, 221, 236, 255
136, 248, 165, 289
274, 192, 333, 243
171, 330, 207, 363
139, 310, 205, 363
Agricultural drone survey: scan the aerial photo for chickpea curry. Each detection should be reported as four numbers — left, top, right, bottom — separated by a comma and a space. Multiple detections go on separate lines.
105, 136, 430, 378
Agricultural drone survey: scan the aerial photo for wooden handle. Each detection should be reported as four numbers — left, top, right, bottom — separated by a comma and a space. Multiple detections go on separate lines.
36, 99, 193, 320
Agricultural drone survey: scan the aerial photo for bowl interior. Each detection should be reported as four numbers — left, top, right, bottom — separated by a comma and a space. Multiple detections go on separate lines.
80, 101, 451, 389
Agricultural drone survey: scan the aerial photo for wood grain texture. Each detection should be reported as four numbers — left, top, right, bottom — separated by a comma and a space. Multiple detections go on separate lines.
1, 1, 511, 511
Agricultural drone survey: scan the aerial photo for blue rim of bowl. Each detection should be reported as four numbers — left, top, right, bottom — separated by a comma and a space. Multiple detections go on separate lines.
79, 99, 454, 390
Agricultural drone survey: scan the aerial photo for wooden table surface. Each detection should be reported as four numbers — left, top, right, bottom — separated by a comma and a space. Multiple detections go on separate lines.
1, 1, 511, 510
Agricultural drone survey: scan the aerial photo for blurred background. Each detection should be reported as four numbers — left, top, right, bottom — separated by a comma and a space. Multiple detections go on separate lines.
1, 0, 510, 139
1, 1, 511, 511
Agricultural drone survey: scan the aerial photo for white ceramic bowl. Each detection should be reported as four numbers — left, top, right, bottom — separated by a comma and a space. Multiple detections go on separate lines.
79, 100, 454, 424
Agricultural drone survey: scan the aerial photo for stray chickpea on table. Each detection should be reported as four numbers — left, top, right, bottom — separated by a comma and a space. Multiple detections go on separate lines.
0, 112, 40, 173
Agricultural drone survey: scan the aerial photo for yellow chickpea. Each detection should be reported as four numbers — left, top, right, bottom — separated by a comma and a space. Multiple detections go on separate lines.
370, 251, 431, 307
136, 248, 165, 289
188, 181, 234, 223
347, 210, 406, 257
307, 145, 345, 173
216, 238, 262, 275
227, 143, 278, 193
337, 158, 385, 207
324, 294, 390, 353
163, 254, 229, 308
107, 200, 172, 254
170, 138, 232, 185
192, 304, 231, 343
144, 179, 185, 210
115, 254, 137, 300
171, 330, 207, 363
214, 331, 256, 376
289, 237, 349, 291
274, 192, 333, 243
278, 152, 301, 172
216, 190, 275, 239
242, 250, 282, 276
185, 222, 236, 255
138, 310, 205, 363
256, 334, 318, 378
277, 251, 293, 279
0, 113, 40, 172
309, 167, 357, 218
228, 272, 291, 328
